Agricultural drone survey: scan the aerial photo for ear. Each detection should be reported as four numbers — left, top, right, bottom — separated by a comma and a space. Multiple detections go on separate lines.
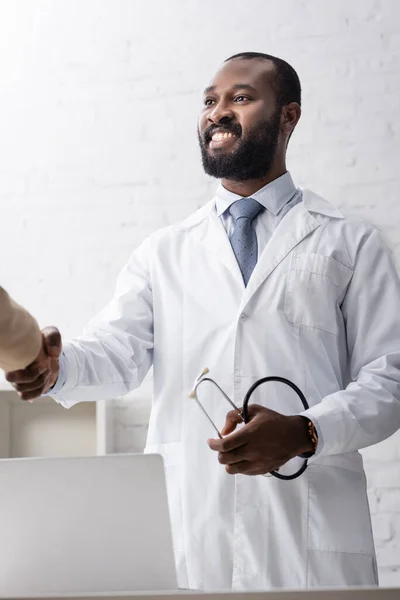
281, 102, 301, 136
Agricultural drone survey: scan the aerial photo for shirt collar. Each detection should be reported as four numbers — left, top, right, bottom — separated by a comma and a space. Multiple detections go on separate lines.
215, 172, 298, 218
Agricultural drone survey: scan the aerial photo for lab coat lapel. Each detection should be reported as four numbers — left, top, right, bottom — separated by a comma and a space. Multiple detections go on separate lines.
240, 201, 321, 310
204, 209, 244, 285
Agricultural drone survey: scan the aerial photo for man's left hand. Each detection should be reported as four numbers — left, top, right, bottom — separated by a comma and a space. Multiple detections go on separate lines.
207, 404, 313, 476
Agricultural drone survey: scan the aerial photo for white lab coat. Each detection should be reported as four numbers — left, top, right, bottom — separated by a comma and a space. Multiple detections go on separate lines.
53, 189, 400, 591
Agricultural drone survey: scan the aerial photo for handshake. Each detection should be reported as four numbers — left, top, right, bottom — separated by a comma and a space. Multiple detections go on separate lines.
6, 327, 63, 401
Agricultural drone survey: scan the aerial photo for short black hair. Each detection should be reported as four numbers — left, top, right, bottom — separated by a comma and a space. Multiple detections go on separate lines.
225, 52, 301, 108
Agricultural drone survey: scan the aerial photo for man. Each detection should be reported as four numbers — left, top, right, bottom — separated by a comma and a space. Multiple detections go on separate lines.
6, 52, 400, 590
0, 286, 58, 371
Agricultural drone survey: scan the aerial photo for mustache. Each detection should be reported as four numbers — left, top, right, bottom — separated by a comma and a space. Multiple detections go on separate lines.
203, 122, 242, 144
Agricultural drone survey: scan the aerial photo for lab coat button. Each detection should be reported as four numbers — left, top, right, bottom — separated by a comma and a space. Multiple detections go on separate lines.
240, 313, 247, 321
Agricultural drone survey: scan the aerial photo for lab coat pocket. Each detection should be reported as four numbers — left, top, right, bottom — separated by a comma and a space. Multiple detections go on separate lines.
308, 464, 375, 556
144, 442, 184, 553
284, 252, 352, 334
307, 549, 378, 587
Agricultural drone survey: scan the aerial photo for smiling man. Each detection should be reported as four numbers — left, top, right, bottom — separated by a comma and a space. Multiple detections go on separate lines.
6, 53, 400, 591
198, 54, 292, 190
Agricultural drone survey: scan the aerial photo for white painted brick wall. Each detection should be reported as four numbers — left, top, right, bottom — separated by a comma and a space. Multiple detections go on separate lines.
0, 0, 400, 586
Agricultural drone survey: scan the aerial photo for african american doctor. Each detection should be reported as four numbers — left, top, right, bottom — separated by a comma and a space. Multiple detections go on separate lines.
7, 53, 400, 591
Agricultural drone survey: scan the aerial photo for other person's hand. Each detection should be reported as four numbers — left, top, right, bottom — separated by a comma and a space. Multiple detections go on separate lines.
5, 327, 62, 400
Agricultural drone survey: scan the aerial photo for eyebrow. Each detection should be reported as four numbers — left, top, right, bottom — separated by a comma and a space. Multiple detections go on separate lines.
203, 84, 258, 95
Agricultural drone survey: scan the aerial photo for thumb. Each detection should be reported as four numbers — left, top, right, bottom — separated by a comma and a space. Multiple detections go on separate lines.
221, 409, 243, 436
42, 327, 62, 359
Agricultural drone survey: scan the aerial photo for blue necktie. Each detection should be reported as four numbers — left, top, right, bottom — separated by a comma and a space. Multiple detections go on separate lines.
229, 198, 264, 286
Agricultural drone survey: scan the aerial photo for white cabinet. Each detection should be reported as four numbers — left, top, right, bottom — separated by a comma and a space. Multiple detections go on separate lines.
0, 387, 96, 458
0, 373, 152, 459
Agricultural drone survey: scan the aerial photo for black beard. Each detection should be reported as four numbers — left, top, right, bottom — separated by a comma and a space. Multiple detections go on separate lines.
198, 109, 281, 181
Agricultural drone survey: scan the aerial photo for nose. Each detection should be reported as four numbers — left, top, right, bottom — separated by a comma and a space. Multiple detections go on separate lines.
208, 101, 234, 125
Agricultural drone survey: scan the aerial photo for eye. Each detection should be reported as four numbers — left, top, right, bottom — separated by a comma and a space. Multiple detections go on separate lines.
234, 95, 250, 103
204, 98, 216, 107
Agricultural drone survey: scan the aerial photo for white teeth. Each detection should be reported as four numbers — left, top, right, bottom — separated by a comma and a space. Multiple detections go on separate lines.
212, 131, 234, 142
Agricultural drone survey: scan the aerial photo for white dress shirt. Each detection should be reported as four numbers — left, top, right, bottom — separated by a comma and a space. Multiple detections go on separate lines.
215, 171, 302, 256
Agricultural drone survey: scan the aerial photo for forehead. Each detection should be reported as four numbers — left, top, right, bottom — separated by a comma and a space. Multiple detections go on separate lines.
205, 59, 276, 96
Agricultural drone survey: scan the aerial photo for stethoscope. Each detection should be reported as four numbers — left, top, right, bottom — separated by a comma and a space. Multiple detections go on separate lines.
189, 368, 310, 481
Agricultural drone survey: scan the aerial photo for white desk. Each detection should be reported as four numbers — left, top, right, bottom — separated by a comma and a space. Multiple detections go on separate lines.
1, 588, 399, 600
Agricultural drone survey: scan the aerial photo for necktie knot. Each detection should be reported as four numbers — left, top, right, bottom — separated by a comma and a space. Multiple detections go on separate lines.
229, 198, 263, 223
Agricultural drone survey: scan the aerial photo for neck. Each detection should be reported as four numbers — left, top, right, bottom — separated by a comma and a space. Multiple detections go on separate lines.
221, 163, 287, 198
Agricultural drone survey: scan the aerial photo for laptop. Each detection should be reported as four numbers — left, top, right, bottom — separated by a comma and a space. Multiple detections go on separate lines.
0, 453, 178, 595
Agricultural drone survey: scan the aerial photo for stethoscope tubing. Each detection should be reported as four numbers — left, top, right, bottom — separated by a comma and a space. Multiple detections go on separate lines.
191, 372, 310, 481
242, 376, 309, 481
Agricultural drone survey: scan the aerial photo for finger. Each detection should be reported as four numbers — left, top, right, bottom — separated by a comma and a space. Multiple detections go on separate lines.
225, 461, 252, 475
243, 403, 279, 421
42, 327, 62, 359
208, 438, 224, 451
42, 377, 56, 395
217, 447, 250, 465
208, 418, 258, 452
219, 405, 269, 440
18, 371, 55, 400
208, 430, 249, 452
18, 386, 46, 401
227, 461, 278, 476
6, 364, 47, 384
13, 372, 49, 393
220, 409, 244, 436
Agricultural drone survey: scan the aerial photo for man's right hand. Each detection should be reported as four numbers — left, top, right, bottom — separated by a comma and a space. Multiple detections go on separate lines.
5, 327, 62, 400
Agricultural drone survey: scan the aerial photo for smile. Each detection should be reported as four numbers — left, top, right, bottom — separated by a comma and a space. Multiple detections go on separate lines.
209, 131, 237, 149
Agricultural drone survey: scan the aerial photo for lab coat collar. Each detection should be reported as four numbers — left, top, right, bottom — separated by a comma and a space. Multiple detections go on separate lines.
302, 188, 344, 220
179, 193, 323, 300
176, 187, 345, 309
178, 187, 343, 232
215, 172, 297, 217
